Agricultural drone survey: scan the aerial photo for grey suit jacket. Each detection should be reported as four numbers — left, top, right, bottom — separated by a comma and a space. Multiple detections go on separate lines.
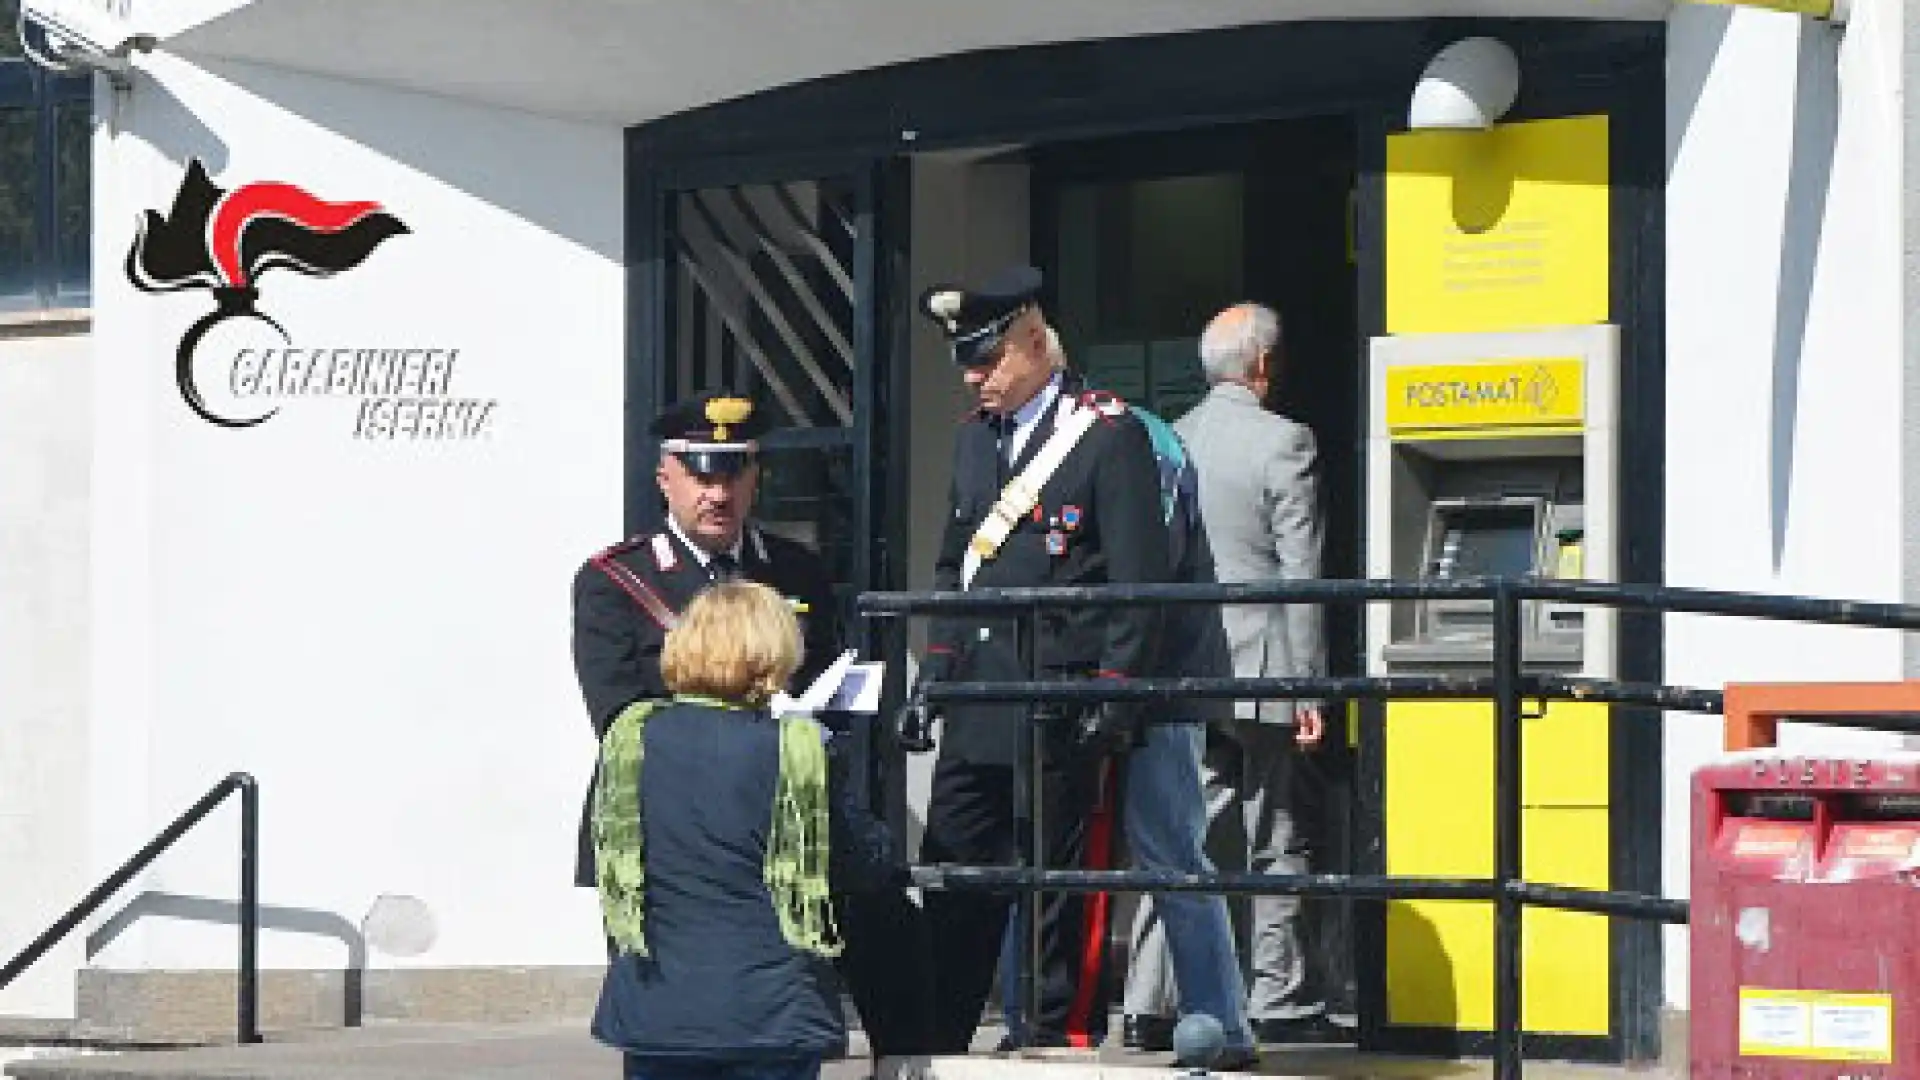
1174, 382, 1325, 723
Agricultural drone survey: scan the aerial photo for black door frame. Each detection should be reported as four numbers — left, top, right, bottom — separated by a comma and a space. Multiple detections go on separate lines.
626, 153, 912, 604
626, 15, 1667, 1062
627, 152, 915, 822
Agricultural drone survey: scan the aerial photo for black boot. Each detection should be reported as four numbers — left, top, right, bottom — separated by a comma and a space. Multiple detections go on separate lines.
1122, 1014, 1176, 1052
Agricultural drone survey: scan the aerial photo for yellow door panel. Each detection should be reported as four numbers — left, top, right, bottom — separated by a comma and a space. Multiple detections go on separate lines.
1521, 808, 1611, 1034
1383, 701, 1610, 874
1521, 700, 1610, 807
1387, 899, 1492, 1029
1524, 806, 1610, 890
1384, 701, 1492, 877
1386, 776, 1612, 1034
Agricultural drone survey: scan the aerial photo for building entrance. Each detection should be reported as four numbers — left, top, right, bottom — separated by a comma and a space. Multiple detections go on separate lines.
630, 17, 1667, 1060
1030, 116, 1365, 1019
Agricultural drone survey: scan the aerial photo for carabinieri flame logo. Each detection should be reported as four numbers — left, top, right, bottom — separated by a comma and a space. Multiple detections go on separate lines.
126, 159, 409, 429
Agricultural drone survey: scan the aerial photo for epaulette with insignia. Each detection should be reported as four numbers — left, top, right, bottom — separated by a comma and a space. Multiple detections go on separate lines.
594, 534, 650, 561
649, 533, 679, 571
1079, 390, 1128, 419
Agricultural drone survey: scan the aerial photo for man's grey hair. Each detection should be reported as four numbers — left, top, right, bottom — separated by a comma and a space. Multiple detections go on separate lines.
1044, 324, 1068, 370
1198, 303, 1281, 385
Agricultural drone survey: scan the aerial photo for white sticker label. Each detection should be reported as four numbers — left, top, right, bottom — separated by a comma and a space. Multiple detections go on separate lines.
1741, 999, 1811, 1049
1739, 988, 1895, 1064
1813, 1003, 1892, 1055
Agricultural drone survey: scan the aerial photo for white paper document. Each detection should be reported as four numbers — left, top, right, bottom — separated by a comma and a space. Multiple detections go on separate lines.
828, 662, 885, 713
772, 650, 886, 716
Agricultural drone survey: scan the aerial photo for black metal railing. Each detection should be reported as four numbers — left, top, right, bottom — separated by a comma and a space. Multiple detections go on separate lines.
0, 772, 260, 1045
858, 577, 1920, 1080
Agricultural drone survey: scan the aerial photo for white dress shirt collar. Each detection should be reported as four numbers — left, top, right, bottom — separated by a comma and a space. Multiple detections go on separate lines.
666, 515, 745, 568
1003, 373, 1063, 461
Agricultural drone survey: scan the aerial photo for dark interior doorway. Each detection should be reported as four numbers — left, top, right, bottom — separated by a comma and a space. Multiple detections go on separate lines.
1031, 115, 1364, 1019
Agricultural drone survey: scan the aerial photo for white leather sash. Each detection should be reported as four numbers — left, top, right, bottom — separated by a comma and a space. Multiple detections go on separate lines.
962, 400, 1099, 588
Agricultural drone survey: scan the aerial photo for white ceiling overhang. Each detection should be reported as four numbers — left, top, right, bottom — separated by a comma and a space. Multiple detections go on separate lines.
157, 0, 1674, 128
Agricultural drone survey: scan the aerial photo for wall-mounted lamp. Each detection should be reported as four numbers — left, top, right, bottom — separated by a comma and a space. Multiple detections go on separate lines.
1408, 37, 1521, 132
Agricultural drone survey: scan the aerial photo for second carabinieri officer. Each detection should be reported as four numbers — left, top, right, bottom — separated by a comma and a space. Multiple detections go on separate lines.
908, 265, 1172, 1052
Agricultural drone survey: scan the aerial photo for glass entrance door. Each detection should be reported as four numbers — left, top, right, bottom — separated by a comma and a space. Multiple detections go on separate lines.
1050, 171, 1244, 420
644, 158, 909, 817
665, 175, 864, 584
1035, 114, 1364, 1023
654, 165, 905, 628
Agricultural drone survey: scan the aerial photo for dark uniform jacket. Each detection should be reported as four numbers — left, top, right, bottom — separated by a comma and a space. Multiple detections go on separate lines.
590, 700, 896, 1062
570, 524, 839, 885
929, 375, 1172, 766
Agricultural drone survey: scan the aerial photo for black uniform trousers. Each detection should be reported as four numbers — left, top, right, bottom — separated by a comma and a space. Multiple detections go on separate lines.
836, 888, 935, 1056
920, 729, 1109, 1053
824, 716, 935, 1058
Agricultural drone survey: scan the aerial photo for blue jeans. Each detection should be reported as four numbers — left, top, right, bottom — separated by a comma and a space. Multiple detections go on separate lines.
622, 1057, 821, 1080
1000, 723, 1252, 1049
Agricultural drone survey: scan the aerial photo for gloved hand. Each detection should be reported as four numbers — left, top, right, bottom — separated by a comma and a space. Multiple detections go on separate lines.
896, 651, 953, 754
895, 689, 938, 754
1074, 700, 1147, 758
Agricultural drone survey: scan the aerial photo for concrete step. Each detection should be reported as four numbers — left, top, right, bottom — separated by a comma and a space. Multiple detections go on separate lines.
1, 1023, 1679, 1080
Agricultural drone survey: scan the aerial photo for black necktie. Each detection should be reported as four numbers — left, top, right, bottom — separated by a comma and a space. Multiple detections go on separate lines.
993, 415, 1016, 483
710, 553, 739, 582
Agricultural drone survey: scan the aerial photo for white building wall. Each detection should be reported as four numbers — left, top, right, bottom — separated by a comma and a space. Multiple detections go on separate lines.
87, 53, 624, 976
1662, 2, 1905, 1007
0, 328, 92, 1018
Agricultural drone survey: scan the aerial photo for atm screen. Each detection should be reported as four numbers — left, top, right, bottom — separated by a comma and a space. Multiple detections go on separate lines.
1431, 505, 1540, 579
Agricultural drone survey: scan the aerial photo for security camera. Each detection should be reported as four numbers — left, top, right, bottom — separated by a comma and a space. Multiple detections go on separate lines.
19, 0, 154, 76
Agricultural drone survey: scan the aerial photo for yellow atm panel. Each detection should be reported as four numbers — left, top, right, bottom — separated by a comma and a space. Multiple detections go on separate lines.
1382, 700, 1611, 1034
1369, 110, 1618, 1053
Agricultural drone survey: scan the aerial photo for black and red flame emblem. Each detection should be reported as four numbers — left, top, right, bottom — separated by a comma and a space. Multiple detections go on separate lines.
126, 159, 408, 428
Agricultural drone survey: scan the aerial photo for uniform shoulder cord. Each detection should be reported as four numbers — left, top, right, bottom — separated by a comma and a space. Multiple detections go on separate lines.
593, 695, 843, 959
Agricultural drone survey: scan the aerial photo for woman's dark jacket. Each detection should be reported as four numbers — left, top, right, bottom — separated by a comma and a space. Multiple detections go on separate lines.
590, 699, 898, 1061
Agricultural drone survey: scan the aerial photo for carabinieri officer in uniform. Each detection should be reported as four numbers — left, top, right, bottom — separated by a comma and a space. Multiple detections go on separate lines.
909, 266, 1172, 1053
571, 393, 836, 757
570, 392, 931, 1058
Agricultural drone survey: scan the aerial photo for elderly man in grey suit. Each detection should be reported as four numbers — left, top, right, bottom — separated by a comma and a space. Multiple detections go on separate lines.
1122, 301, 1338, 1046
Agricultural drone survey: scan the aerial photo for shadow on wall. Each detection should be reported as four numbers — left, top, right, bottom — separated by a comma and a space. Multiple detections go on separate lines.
1665, 5, 1731, 174
86, 891, 368, 1027
1769, 21, 1841, 572
1667, 7, 1844, 574
1382, 901, 1460, 1049
169, 54, 623, 263
124, 73, 233, 177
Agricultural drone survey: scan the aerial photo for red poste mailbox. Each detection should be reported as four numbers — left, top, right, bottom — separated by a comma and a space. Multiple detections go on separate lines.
1693, 751, 1920, 1078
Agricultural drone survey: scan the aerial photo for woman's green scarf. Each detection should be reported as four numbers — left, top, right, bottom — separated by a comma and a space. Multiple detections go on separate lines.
592, 696, 842, 959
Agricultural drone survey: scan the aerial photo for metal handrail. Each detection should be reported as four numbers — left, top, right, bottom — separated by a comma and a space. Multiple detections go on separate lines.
906, 867, 1691, 923
0, 772, 260, 1045
856, 576, 1920, 1080
921, 673, 1725, 713
860, 575, 1920, 629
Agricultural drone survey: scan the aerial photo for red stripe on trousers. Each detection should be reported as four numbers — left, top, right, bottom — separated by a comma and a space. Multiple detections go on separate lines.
1066, 758, 1117, 1049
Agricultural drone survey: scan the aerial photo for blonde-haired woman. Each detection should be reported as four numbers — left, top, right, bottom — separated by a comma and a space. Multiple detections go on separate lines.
590, 581, 896, 1080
